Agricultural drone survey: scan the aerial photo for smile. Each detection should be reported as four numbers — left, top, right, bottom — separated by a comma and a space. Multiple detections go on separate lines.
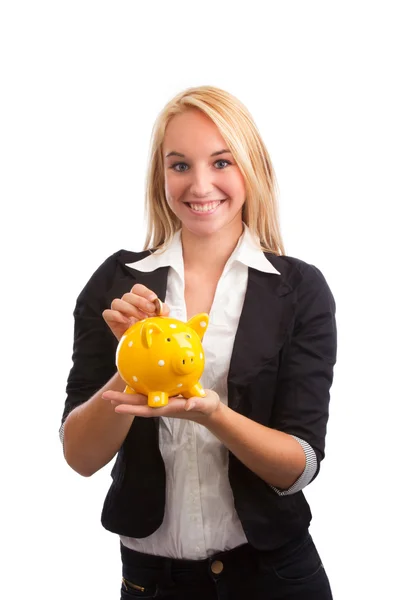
186, 199, 226, 214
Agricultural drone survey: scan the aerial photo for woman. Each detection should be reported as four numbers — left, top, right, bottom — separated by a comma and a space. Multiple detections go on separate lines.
61, 86, 337, 599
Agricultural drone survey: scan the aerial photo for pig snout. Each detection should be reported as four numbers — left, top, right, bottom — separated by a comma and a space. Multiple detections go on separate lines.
172, 349, 198, 375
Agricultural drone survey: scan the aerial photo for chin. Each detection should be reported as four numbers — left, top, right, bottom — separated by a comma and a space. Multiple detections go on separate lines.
185, 218, 242, 239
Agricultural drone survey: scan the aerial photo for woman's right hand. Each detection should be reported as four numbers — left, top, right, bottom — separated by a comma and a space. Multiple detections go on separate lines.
102, 284, 170, 341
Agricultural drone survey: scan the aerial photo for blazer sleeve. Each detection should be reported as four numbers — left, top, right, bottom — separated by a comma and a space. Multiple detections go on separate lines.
270, 263, 337, 479
60, 256, 119, 426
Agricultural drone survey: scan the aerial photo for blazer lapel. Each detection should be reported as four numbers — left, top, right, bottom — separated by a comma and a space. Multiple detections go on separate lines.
227, 267, 294, 411
121, 265, 170, 303
123, 260, 294, 414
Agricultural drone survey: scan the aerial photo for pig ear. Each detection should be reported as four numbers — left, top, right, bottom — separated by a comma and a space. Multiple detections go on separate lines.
140, 321, 163, 349
186, 313, 209, 341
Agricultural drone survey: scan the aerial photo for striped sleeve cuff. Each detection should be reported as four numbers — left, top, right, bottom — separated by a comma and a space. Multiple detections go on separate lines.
270, 436, 317, 496
59, 422, 65, 446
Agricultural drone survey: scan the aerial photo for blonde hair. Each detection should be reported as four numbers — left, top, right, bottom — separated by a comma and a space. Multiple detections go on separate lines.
144, 85, 285, 255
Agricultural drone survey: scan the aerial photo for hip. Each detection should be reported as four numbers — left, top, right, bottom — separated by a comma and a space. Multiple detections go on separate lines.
120, 532, 333, 600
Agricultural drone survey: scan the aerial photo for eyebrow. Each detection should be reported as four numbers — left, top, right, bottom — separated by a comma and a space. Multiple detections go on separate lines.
165, 149, 232, 158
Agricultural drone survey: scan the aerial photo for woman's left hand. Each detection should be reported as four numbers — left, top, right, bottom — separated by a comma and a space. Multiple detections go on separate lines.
102, 389, 221, 423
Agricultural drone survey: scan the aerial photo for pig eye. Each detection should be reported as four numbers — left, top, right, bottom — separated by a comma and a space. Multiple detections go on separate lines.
186, 334, 191, 339
166, 338, 171, 342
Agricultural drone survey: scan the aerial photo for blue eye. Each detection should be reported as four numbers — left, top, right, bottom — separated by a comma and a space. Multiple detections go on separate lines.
214, 159, 231, 169
171, 162, 189, 172
169, 159, 232, 172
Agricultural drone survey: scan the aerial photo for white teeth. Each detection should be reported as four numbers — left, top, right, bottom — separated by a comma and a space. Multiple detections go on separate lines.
188, 201, 221, 212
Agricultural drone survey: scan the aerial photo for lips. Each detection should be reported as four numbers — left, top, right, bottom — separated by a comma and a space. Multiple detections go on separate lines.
185, 199, 226, 213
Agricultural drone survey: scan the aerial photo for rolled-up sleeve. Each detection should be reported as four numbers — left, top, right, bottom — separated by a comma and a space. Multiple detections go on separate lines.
270, 263, 337, 483
270, 436, 317, 496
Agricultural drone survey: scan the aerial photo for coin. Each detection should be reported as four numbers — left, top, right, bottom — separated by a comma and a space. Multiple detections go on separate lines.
154, 297, 163, 315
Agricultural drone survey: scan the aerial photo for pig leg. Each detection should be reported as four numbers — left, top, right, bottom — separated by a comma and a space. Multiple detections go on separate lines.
148, 391, 169, 408
124, 385, 136, 394
183, 383, 206, 398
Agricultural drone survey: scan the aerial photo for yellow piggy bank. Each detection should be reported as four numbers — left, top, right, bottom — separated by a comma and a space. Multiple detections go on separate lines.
116, 313, 209, 407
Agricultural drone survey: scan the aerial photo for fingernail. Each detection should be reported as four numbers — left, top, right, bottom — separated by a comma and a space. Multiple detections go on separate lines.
146, 302, 155, 311
148, 293, 157, 300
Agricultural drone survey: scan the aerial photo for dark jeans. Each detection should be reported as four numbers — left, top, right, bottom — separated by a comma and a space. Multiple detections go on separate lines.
120, 533, 333, 599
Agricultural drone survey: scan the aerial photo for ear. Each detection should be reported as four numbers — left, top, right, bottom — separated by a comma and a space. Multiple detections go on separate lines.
140, 320, 163, 348
186, 313, 209, 341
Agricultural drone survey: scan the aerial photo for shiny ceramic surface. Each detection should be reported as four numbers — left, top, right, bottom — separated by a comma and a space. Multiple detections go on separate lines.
116, 313, 209, 407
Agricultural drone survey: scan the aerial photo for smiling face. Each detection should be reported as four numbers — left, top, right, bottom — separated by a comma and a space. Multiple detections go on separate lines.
162, 109, 246, 239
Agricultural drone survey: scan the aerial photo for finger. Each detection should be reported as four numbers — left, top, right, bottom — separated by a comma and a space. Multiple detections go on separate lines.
110, 297, 151, 319
184, 398, 210, 412
114, 397, 188, 417
102, 309, 132, 325
152, 298, 170, 317
129, 285, 171, 317
103, 391, 187, 412
120, 293, 158, 315
114, 404, 160, 417
102, 391, 147, 405
185, 401, 195, 411
161, 302, 170, 316
130, 284, 158, 302
185, 390, 220, 414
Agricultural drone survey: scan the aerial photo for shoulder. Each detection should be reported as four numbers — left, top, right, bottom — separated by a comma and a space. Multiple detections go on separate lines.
268, 255, 337, 363
75, 249, 151, 309
265, 253, 336, 308
85, 248, 150, 279
266, 252, 333, 288
101, 248, 152, 269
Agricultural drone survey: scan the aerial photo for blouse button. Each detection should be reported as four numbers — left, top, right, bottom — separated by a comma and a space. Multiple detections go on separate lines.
211, 560, 224, 575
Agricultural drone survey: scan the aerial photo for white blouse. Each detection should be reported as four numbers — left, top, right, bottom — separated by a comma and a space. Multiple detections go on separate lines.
120, 226, 317, 559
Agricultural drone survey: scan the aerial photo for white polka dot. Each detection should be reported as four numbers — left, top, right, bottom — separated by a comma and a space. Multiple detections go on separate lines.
128, 341, 133, 347
158, 360, 165, 366
200, 321, 207, 328
133, 376, 138, 382
177, 383, 182, 388
200, 353, 203, 359
154, 396, 160, 402
169, 324, 177, 329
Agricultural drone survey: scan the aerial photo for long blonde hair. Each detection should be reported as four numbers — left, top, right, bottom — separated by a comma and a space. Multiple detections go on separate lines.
144, 86, 285, 255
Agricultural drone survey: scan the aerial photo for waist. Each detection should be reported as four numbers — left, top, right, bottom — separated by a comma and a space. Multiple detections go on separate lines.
121, 533, 309, 586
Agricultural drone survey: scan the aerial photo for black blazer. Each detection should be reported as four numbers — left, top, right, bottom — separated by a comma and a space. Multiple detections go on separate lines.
62, 248, 337, 551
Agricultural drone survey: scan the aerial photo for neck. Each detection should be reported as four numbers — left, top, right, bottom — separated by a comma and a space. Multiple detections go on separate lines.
181, 222, 244, 274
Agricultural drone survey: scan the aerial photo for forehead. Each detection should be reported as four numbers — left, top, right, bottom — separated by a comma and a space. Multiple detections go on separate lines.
163, 110, 227, 153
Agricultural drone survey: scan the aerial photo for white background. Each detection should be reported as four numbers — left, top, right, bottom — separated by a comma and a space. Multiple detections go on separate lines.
1, 1, 399, 598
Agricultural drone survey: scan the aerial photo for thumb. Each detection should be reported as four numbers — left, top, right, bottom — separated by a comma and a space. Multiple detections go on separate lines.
185, 397, 201, 411
185, 390, 220, 414
184, 392, 211, 412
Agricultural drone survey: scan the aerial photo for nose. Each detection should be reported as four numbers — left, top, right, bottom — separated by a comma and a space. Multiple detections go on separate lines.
189, 165, 214, 198
182, 355, 195, 366
173, 350, 197, 374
